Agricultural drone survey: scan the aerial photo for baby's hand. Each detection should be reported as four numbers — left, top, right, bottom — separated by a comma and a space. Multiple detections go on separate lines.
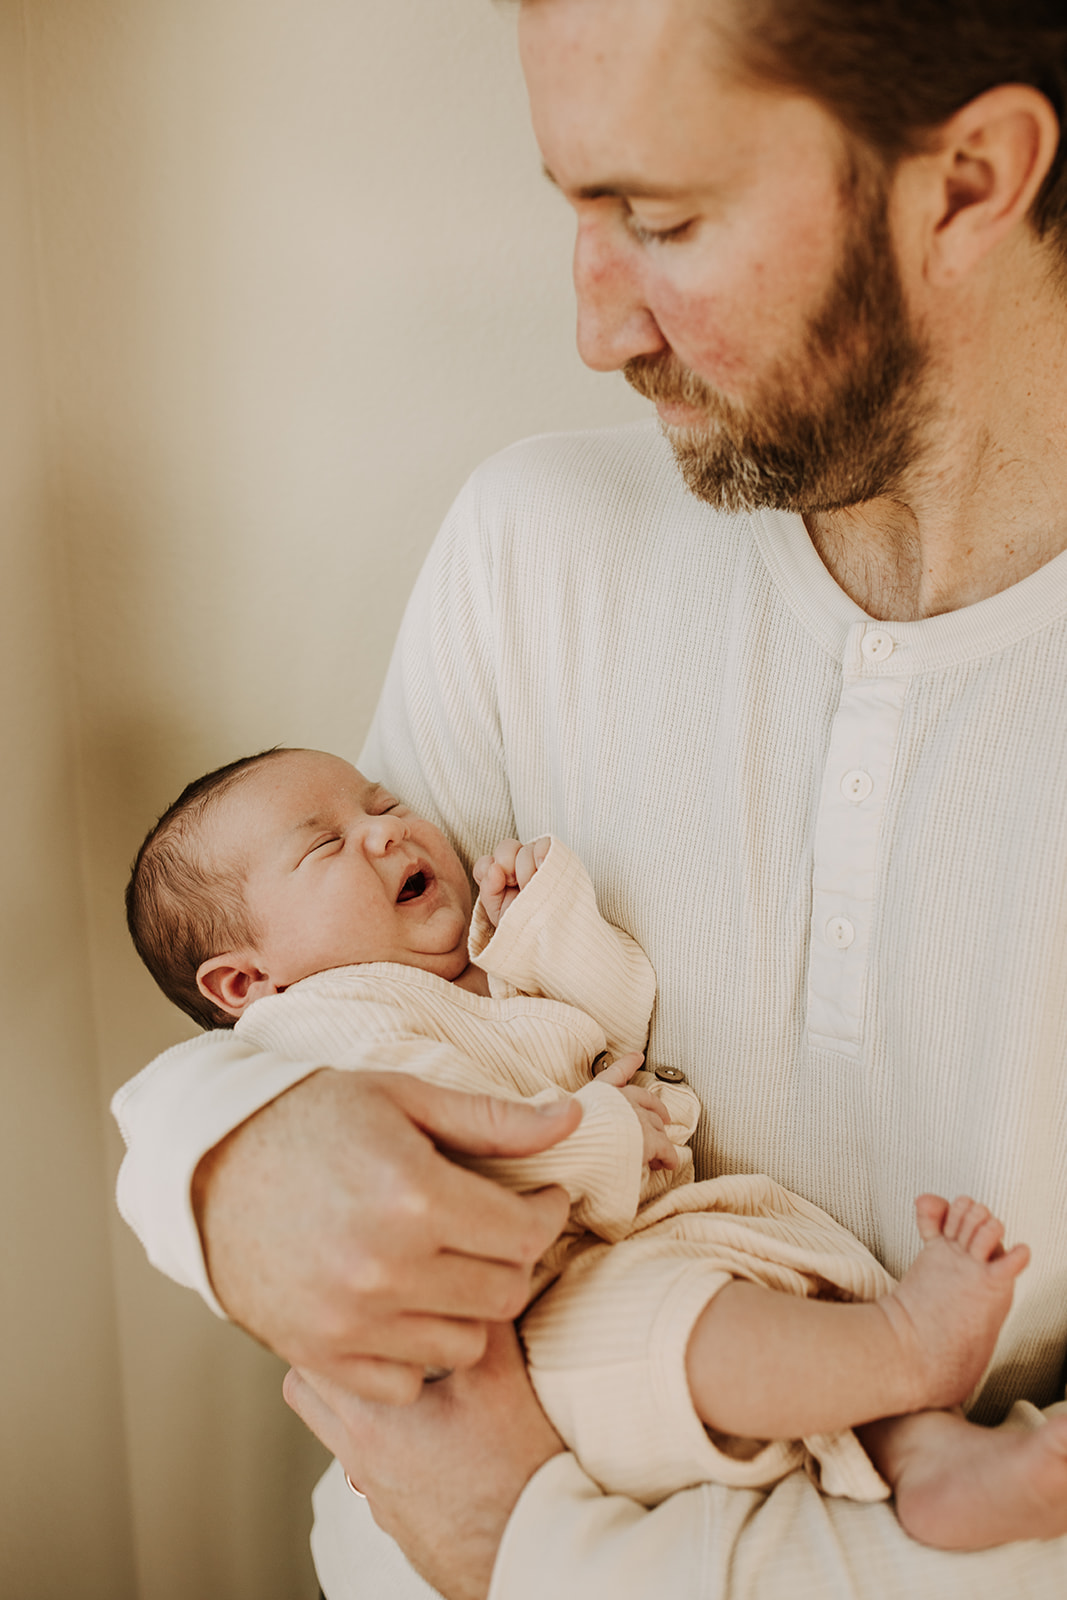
596, 1052, 679, 1173
473, 837, 551, 927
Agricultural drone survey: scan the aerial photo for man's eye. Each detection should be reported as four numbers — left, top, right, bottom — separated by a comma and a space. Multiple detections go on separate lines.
626, 215, 694, 246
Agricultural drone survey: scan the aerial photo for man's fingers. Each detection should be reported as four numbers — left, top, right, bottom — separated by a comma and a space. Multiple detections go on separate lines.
284, 1366, 367, 1462
398, 1075, 582, 1158
314, 1354, 428, 1407
432, 1156, 573, 1264
194, 1070, 582, 1393
410, 1249, 535, 1322
305, 1309, 490, 1374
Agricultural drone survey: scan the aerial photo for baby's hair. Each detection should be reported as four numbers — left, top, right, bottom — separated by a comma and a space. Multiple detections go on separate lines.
126, 748, 293, 1030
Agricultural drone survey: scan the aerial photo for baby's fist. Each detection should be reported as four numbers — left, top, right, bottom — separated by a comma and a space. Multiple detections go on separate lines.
473, 837, 551, 926
595, 1055, 679, 1173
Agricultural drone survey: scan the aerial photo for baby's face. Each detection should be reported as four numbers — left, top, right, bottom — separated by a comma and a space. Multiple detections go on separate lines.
205, 750, 474, 987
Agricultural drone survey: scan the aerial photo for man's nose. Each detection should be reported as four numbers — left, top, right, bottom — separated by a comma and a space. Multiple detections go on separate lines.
573, 216, 665, 372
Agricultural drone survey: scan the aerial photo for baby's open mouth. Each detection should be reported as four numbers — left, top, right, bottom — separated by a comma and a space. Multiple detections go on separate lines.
397, 869, 428, 903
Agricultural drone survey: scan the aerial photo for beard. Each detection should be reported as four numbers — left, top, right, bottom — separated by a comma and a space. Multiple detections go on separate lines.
624, 166, 931, 515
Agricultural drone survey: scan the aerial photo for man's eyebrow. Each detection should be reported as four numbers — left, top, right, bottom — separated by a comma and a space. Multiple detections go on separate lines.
541, 163, 692, 202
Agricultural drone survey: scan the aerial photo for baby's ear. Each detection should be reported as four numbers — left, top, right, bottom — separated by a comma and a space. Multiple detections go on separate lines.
196, 953, 279, 1019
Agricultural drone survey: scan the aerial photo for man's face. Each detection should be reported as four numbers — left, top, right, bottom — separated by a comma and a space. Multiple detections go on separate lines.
204, 751, 474, 990
520, 0, 929, 513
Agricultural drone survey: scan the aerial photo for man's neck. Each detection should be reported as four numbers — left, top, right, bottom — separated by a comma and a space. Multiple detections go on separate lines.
805, 483, 1067, 623
805, 252, 1067, 623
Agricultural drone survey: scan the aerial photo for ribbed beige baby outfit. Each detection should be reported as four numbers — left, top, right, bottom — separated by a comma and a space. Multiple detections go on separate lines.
237, 838, 892, 1506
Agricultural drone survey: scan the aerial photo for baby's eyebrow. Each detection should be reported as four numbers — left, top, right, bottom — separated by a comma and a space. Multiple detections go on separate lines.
287, 812, 332, 836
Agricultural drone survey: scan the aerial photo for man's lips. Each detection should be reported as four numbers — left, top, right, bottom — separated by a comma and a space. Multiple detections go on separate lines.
655, 397, 710, 429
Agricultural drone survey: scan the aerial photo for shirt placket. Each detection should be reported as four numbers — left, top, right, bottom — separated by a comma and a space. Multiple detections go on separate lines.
806, 623, 907, 1059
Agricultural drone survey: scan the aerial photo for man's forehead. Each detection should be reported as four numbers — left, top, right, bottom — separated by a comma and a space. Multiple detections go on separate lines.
518, 0, 733, 80
520, 0, 815, 199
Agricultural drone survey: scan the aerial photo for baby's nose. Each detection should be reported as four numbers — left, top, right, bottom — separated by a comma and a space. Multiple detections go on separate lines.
361, 813, 408, 854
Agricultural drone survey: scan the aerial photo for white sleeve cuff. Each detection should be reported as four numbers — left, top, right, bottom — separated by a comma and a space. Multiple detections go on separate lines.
112, 1032, 324, 1316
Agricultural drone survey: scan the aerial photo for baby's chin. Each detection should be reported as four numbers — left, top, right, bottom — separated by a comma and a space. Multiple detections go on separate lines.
406, 914, 471, 968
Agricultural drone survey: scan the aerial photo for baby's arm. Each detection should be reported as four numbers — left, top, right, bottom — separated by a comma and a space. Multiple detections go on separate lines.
474, 838, 680, 1174
470, 836, 661, 1063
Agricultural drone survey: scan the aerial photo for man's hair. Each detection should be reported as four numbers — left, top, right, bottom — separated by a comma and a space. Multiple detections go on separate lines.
721, 0, 1067, 271
126, 749, 290, 1031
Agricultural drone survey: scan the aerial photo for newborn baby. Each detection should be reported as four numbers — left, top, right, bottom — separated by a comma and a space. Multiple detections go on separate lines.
126, 746, 1066, 1550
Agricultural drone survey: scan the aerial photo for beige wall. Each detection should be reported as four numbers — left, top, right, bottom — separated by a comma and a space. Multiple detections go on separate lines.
1, 1, 644, 1595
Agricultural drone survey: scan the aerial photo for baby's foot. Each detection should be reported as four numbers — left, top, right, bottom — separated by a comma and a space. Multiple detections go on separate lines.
886, 1409, 1067, 1551
877, 1195, 1030, 1414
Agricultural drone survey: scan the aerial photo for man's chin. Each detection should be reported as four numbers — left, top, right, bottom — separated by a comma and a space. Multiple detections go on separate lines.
658, 423, 772, 514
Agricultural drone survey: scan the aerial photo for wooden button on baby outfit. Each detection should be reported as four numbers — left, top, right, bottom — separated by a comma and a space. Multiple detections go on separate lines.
654, 1065, 686, 1084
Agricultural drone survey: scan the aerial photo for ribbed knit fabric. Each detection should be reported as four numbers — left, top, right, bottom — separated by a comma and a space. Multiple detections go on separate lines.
236, 839, 661, 1252
237, 839, 891, 1506
364, 422, 1067, 1429
114, 421, 1067, 1596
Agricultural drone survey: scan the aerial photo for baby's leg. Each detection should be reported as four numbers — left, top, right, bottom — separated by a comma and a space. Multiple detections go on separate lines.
861, 1408, 1067, 1550
686, 1196, 1028, 1441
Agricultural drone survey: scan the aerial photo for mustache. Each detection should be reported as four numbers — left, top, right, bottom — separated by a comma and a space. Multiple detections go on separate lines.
624, 352, 720, 411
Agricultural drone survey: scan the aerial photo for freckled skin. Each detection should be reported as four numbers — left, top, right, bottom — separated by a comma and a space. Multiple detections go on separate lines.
522, 0, 851, 406
521, 0, 1067, 620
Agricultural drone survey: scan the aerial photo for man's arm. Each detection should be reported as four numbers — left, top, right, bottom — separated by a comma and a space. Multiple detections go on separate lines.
284, 1324, 564, 1600
193, 1067, 582, 1402
114, 1030, 579, 1404
286, 1338, 1067, 1600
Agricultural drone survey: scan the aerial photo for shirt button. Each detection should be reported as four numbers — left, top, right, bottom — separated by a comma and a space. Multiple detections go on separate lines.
861, 629, 894, 662
826, 916, 855, 949
841, 769, 874, 803
655, 1065, 687, 1084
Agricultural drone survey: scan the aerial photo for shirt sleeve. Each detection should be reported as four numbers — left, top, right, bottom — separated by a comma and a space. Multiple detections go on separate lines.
110, 1031, 326, 1315
492, 1410, 1067, 1600
469, 838, 656, 1060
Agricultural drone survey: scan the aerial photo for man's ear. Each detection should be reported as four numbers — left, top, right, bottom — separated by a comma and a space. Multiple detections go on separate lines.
197, 952, 279, 1019
916, 84, 1061, 286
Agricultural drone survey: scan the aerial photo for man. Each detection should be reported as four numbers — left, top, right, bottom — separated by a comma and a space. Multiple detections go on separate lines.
114, 0, 1067, 1594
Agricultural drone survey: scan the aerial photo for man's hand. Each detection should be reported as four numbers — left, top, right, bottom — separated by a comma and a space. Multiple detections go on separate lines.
193, 1069, 579, 1402
473, 837, 551, 926
283, 1323, 564, 1600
